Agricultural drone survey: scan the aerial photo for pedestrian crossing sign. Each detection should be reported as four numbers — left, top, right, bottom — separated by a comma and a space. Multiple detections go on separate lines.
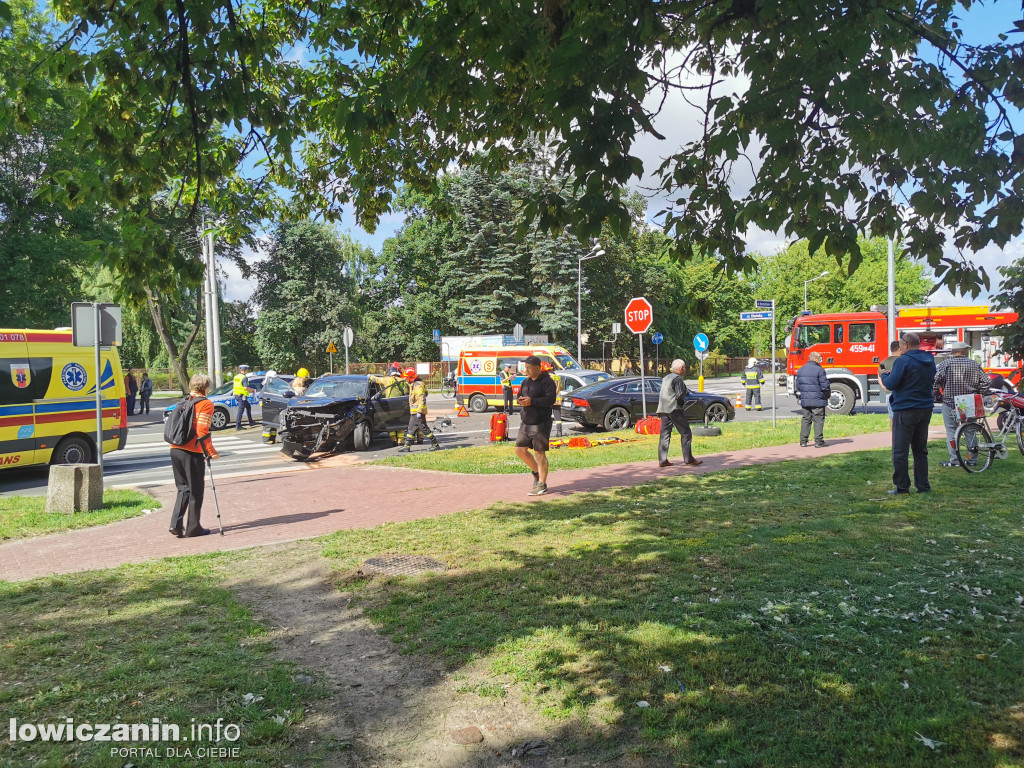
326, 341, 338, 354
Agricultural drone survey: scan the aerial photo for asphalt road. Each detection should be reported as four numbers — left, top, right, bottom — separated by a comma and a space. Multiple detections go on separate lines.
0, 377, 887, 497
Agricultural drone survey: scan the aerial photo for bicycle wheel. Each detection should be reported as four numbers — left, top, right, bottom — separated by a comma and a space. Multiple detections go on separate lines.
955, 421, 992, 473
441, 383, 455, 399
1016, 417, 1024, 457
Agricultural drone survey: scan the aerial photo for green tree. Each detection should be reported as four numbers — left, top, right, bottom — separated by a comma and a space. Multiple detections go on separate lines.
28, 0, 1023, 297
253, 220, 366, 373
991, 261, 1024, 368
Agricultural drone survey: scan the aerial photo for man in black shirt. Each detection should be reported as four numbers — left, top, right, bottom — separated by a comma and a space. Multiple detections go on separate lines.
514, 355, 557, 496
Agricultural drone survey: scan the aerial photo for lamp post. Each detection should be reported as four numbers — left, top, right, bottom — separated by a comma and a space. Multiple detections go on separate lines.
577, 242, 605, 361
804, 271, 829, 312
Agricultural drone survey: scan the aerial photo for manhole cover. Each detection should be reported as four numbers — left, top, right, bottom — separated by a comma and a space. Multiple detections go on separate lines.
359, 554, 447, 577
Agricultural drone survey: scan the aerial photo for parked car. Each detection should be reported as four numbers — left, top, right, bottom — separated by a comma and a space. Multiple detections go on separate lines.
560, 376, 735, 431
555, 370, 616, 403
162, 373, 295, 430
267, 374, 411, 459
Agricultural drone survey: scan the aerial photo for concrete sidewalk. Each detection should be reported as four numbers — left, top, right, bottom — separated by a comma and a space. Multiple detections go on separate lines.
0, 428, 938, 582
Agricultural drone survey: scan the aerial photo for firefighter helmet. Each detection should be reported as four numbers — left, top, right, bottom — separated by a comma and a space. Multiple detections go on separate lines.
540, 361, 554, 372
403, 367, 417, 382
296, 367, 310, 378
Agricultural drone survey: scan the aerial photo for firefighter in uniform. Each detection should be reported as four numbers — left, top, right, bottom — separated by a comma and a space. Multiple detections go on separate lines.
742, 357, 765, 411
398, 368, 442, 452
500, 364, 516, 415
233, 364, 257, 430
292, 367, 311, 396
368, 364, 406, 444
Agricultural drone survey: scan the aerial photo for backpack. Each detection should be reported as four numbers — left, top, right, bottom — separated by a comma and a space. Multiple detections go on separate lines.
163, 396, 207, 445
489, 413, 508, 442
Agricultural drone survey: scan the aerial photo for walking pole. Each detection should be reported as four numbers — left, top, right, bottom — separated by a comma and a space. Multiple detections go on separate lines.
198, 435, 224, 536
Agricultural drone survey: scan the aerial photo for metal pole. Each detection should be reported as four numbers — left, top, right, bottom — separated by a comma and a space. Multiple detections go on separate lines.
577, 259, 583, 362
655, 343, 659, 376
771, 299, 777, 429
209, 230, 223, 387
345, 345, 350, 375
202, 219, 214, 380
94, 303, 104, 478
887, 237, 896, 344
638, 333, 647, 419
329, 351, 333, 373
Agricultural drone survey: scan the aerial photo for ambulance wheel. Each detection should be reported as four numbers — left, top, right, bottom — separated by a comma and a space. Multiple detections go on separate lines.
692, 426, 722, 437
826, 383, 855, 415
51, 436, 93, 465
211, 407, 229, 430
468, 394, 489, 413
353, 421, 372, 451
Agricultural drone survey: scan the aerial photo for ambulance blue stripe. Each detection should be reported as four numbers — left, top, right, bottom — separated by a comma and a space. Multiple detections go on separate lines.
33, 398, 120, 413
0, 405, 34, 416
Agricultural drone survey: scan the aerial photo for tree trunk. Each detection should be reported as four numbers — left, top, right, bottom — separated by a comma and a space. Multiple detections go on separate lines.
146, 288, 203, 393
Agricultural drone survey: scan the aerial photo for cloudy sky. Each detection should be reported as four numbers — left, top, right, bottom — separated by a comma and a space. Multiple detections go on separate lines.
221, 2, 1021, 310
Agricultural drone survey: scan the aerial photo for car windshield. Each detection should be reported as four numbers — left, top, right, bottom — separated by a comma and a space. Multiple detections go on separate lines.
303, 379, 367, 400
554, 353, 582, 371
581, 372, 612, 384
209, 382, 233, 396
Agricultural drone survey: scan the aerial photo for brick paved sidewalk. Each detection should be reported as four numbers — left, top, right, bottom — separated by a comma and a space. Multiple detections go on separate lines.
0, 428, 938, 582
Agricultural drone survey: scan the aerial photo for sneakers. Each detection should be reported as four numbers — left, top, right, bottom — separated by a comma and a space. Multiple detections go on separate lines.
528, 482, 548, 496
815, 442, 828, 448
940, 460, 960, 467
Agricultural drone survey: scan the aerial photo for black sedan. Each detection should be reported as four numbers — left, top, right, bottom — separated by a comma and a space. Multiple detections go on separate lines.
560, 376, 735, 431
261, 375, 410, 459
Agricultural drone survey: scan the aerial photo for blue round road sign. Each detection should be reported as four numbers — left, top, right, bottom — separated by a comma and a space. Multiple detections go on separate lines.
652, 332, 664, 345
693, 333, 709, 351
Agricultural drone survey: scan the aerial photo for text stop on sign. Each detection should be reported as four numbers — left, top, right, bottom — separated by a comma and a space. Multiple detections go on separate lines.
624, 297, 653, 334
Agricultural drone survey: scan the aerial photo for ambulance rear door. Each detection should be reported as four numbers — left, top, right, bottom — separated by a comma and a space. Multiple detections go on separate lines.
0, 331, 39, 468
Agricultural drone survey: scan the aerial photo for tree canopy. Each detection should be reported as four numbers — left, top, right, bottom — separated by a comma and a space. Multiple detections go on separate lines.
9, 0, 1020, 295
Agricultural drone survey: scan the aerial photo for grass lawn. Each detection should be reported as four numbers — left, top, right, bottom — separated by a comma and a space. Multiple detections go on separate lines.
322, 440, 1024, 766
0, 558, 323, 767
0, 489, 156, 542
377, 412, 902, 473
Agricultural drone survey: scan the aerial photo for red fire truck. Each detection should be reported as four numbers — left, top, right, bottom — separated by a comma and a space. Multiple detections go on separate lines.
786, 306, 1021, 414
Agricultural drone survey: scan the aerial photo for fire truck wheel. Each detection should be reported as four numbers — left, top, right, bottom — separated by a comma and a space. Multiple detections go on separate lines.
827, 382, 855, 415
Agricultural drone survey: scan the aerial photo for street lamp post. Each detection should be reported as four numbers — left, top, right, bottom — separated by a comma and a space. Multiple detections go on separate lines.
804, 271, 829, 312
577, 242, 605, 361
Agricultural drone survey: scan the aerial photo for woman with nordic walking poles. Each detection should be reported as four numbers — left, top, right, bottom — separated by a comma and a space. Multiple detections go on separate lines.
167, 374, 220, 538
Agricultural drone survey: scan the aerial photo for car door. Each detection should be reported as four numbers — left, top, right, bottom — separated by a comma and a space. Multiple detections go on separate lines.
643, 379, 661, 417
380, 379, 410, 431
259, 378, 294, 426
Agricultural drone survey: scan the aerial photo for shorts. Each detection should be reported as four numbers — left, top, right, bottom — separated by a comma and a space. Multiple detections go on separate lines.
515, 421, 551, 452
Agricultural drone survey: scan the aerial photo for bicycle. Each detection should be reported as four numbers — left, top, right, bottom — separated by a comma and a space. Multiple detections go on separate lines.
953, 391, 1024, 473
440, 370, 457, 399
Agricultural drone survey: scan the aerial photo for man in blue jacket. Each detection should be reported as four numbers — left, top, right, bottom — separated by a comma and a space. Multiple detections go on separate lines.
879, 332, 936, 495
796, 351, 831, 447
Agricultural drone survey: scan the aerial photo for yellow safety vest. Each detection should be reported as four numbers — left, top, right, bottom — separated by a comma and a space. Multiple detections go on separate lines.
233, 373, 248, 396
409, 380, 429, 414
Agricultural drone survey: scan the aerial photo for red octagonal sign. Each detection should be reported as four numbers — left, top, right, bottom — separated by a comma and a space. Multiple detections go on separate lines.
624, 296, 653, 334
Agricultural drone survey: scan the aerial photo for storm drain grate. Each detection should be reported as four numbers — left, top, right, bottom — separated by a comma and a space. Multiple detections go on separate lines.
359, 554, 448, 577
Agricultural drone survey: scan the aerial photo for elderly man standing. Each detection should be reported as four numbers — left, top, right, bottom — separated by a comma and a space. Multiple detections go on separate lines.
796, 351, 831, 447
656, 359, 702, 468
933, 341, 990, 467
880, 332, 936, 495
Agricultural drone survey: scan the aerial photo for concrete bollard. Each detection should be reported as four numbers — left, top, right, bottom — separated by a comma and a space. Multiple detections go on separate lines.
45, 464, 103, 514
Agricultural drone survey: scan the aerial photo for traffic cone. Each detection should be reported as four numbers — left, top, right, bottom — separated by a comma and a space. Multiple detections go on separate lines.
735, 393, 744, 408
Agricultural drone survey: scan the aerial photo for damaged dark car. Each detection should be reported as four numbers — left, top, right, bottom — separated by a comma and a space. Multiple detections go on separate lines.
266, 375, 411, 460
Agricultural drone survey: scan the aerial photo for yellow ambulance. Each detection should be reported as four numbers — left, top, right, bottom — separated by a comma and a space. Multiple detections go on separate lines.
0, 329, 128, 469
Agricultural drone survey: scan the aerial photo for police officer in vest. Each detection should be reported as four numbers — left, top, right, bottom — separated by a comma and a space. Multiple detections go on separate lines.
233, 364, 257, 431
742, 357, 765, 411
500, 364, 516, 415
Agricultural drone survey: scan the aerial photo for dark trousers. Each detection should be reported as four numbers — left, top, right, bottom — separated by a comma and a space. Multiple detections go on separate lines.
503, 387, 515, 415
139, 393, 151, 414
658, 412, 694, 463
745, 388, 762, 407
169, 448, 206, 535
126, 393, 137, 415
235, 397, 255, 428
892, 408, 932, 492
800, 406, 825, 445
404, 413, 439, 446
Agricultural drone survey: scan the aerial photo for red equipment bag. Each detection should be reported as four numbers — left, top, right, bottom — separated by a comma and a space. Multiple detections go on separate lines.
634, 416, 662, 435
489, 413, 509, 442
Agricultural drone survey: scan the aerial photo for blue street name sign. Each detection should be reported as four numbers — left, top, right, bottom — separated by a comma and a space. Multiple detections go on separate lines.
693, 333, 709, 351
652, 332, 664, 345
755, 300, 774, 309
740, 311, 774, 321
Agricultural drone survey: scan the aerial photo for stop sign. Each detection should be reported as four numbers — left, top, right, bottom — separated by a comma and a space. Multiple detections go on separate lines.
624, 297, 653, 334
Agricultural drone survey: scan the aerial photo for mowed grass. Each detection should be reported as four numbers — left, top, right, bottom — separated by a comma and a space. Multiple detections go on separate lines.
0, 489, 155, 541
377, 413, 900, 473
0, 557, 322, 768
322, 441, 1024, 766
